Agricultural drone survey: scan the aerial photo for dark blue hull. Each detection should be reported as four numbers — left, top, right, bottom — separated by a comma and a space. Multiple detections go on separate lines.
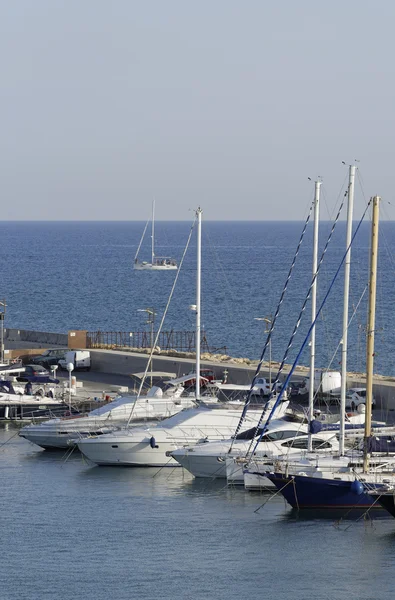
266, 472, 382, 510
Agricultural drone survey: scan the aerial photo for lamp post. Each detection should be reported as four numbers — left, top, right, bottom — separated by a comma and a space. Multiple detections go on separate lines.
0, 299, 6, 364
66, 362, 74, 412
254, 316, 272, 387
138, 308, 156, 387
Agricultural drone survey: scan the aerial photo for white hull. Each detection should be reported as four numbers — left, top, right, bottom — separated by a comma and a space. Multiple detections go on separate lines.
244, 471, 275, 490
77, 406, 265, 467
19, 395, 195, 449
134, 263, 177, 271
78, 438, 181, 467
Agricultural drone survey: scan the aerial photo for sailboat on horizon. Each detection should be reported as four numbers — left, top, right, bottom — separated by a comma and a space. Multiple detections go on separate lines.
134, 200, 178, 271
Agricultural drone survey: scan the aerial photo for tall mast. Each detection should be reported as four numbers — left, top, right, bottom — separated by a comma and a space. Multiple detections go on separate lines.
363, 196, 380, 472
339, 165, 356, 454
195, 207, 202, 400
151, 199, 155, 264
308, 180, 321, 451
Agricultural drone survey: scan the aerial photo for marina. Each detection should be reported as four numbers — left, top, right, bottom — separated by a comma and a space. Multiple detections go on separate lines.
3, 1, 395, 597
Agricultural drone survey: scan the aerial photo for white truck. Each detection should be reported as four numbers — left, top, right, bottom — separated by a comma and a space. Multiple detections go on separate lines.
299, 370, 341, 396
58, 350, 91, 372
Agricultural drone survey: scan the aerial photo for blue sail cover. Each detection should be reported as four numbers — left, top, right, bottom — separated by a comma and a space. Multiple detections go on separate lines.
309, 419, 371, 433
367, 436, 395, 453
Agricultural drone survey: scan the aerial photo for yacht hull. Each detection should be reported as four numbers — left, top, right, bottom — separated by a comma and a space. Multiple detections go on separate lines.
266, 473, 382, 509
173, 452, 228, 478
78, 438, 181, 467
373, 493, 395, 517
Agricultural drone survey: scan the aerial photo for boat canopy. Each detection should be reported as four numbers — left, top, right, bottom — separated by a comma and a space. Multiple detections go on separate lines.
132, 371, 177, 380
165, 373, 209, 386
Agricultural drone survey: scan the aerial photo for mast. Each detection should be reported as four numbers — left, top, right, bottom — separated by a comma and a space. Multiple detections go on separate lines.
308, 180, 321, 452
151, 199, 155, 265
363, 195, 380, 472
339, 165, 356, 454
195, 207, 202, 400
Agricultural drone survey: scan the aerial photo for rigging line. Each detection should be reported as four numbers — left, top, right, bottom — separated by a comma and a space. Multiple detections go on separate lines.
243, 193, 348, 458
309, 285, 368, 411
253, 477, 295, 513
324, 171, 349, 222
0, 428, 21, 449
228, 201, 314, 451
246, 198, 373, 460
126, 213, 198, 426
134, 218, 150, 262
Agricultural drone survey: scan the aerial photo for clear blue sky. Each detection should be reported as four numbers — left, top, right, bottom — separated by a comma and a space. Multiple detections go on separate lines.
1, 0, 394, 220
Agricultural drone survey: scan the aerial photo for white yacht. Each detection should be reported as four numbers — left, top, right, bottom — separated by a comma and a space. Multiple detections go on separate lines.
170, 420, 339, 479
134, 200, 177, 270
76, 394, 290, 466
19, 380, 197, 449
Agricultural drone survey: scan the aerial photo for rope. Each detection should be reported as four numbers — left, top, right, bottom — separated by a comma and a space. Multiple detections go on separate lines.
126, 212, 198, 426
253, 476, 295, 513
246, 197, 372, 460
228, 201, 314, 451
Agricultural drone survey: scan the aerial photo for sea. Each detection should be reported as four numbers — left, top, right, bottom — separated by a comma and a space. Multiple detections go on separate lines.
1, 219, 395, 375
1, 220, 395, 599
1, 425, 395, 600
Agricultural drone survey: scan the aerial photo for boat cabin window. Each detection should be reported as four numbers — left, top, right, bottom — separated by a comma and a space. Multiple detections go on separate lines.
234, 427, 258, 441
280, 438, 332, 450
260, 430, 304, 442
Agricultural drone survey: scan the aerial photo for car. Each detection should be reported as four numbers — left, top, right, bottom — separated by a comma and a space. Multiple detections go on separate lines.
17, 364, 51, 382
30, 349, 68, 369
251, 377, 283, 396
345, 387, 376, 410
183, 369, 217, 388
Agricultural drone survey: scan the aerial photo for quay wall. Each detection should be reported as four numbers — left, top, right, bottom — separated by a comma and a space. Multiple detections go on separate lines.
4, 329, 395, 411
87, 349, 395, 412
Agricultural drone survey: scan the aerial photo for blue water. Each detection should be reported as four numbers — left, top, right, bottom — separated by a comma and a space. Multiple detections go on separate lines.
1, 219, 395, 374
2, 425, 395, 600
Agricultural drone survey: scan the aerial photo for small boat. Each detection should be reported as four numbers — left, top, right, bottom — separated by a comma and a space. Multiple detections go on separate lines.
0, 379, 76, 421
134, 200, 177, 271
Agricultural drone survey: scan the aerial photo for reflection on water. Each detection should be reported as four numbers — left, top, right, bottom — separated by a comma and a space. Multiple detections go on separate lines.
2, 425, 395, 600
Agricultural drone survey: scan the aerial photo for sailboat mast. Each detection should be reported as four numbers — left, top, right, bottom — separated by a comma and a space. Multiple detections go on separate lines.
363, 195, 380, 472
308, 180, 321, 452
151, 199, 155, 264
195, 207, 202, 400
339, 165, 356, 455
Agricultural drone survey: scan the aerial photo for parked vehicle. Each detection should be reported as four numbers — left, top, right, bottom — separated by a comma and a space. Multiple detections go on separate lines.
30, 349, 68, 369
346, 387, 376, 410
58, 350, 91, 372
183, 369, 218, 388
251, 377, 283, 396
299, 370, 341, 396
16, 365, 50, 382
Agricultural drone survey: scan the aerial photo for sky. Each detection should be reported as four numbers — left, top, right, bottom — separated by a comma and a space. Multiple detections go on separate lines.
1, 0, 395, 221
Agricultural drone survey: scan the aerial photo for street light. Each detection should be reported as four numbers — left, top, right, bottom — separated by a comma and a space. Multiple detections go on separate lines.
66, 362, 74, 412
0, 299, 6, 365
138, 308, 156, 386
254, 316, 272, 387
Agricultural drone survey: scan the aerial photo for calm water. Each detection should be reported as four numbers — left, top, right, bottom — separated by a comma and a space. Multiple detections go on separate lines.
1, 219, 395, 374
1, 425, 395, 600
